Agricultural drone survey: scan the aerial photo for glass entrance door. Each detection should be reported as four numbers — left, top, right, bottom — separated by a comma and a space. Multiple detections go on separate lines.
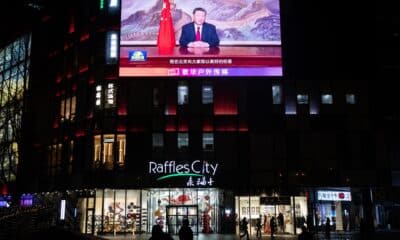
166, 205, 198, 235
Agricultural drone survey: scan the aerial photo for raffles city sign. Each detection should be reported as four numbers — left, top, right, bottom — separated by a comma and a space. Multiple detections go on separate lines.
148, 160, 219, 187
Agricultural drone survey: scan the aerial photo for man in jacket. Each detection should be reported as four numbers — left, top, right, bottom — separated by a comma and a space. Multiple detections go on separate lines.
179, 7, 220, 48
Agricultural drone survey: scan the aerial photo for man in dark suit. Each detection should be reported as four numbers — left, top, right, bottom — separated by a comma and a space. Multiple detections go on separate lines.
179, 8, 220, 48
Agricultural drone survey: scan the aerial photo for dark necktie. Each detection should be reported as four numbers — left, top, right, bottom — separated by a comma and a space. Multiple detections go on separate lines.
195, 26, 201, 41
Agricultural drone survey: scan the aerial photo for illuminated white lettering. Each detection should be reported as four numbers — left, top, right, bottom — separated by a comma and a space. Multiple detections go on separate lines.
149, 162, 157, 173
176, 164, 184, 173
183, 164, 190, 173
191, 160, 201, 174
156, 164, 163, 173
210, 163, 218, 175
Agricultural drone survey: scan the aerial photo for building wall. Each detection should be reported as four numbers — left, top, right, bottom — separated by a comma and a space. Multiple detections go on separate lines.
15, 0, 392, 200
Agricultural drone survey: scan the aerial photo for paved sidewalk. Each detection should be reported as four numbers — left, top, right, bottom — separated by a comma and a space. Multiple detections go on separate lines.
100, 233, 297, 240
99, 230, 400, 240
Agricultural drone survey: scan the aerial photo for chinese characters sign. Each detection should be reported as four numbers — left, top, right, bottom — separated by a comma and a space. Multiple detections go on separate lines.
317, 191, 351, 201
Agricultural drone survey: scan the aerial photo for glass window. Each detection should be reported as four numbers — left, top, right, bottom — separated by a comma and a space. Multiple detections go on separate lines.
60, 96, 76, 121
60, 99, 65, 119
152, 133, 164, 149
178, 84, 188, 105
103, 189, 115, 233
127, 190, 141, 232
272, 85, 282, 104
94, 135, 101, 164
346, 94, 356, 104
103, 134, 114, 169
115, 190, 126, 233
117, 134, 126, 167
94, 189, 103, 234
71, 96, 76, 119
202, 85, 213, 104
202, 133, 214, 151
321, 94, 333, 104
93, 134, 126, 169
178, 133, 189, 150
297, 94, 309, 104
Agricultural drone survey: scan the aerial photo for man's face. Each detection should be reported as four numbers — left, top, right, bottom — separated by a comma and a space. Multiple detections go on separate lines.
193, 10, 206, 25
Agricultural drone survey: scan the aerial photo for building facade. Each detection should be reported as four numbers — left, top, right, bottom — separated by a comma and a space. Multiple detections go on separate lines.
1, 0, 396, 237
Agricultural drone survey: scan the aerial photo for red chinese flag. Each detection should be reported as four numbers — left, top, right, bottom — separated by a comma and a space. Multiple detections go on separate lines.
157, 0, 175, 54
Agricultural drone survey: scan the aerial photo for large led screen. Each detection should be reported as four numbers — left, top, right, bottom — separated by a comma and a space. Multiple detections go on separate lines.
120, 0, 282, 77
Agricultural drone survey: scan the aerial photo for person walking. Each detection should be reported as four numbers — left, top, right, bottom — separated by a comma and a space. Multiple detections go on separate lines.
278, 212, 284, 233
179, 218, 193, 240
298, 225, 313, 240
256, 216, 262, 238
240, 217, 250, 240
270, 216, 277, 239
325, 217, 331, 239
149, 224, 173, 240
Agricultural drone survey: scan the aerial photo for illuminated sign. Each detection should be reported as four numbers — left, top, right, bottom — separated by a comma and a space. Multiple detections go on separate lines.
317, 191, 351, 201
60, 199, 66, 220
148, 160, 219, 187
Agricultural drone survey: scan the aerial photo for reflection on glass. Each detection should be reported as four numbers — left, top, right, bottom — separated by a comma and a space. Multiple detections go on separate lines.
297, 94, 309, 104
321, 94, 333, 104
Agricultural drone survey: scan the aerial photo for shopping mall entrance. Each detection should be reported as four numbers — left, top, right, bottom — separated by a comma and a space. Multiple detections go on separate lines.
166, 205, 199, 234
149, 188, 219, 234
77, 188, 220, 235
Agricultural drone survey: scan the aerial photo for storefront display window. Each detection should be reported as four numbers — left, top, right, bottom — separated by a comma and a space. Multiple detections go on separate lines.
149, 189, 169, 231
294, 196, 308, 234
141, 190, 148, 232
198, 189, 218, 233
126, 190, 140, 233
78, 188, 219, 235
236, 196, 260, 235
236, 195, 303, 236
103, 189, 115, 232
115, 190, 126, 232
94, 189, 103, 233
78, 198, 87, 233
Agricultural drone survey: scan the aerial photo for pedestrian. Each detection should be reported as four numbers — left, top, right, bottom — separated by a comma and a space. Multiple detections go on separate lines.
278, 212, 284, 233
256, 216, 262, 238
359, 218, 366, 240
270, 216, 277, 239
300, 215, 306, 228
325, 217, 331, 239
240, 217, 250, 240
149, 224, 173, 240
263, 214, 269, 233
306, 214, 314, 232
179, 218, 193, 240
298, 225, 313, 240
